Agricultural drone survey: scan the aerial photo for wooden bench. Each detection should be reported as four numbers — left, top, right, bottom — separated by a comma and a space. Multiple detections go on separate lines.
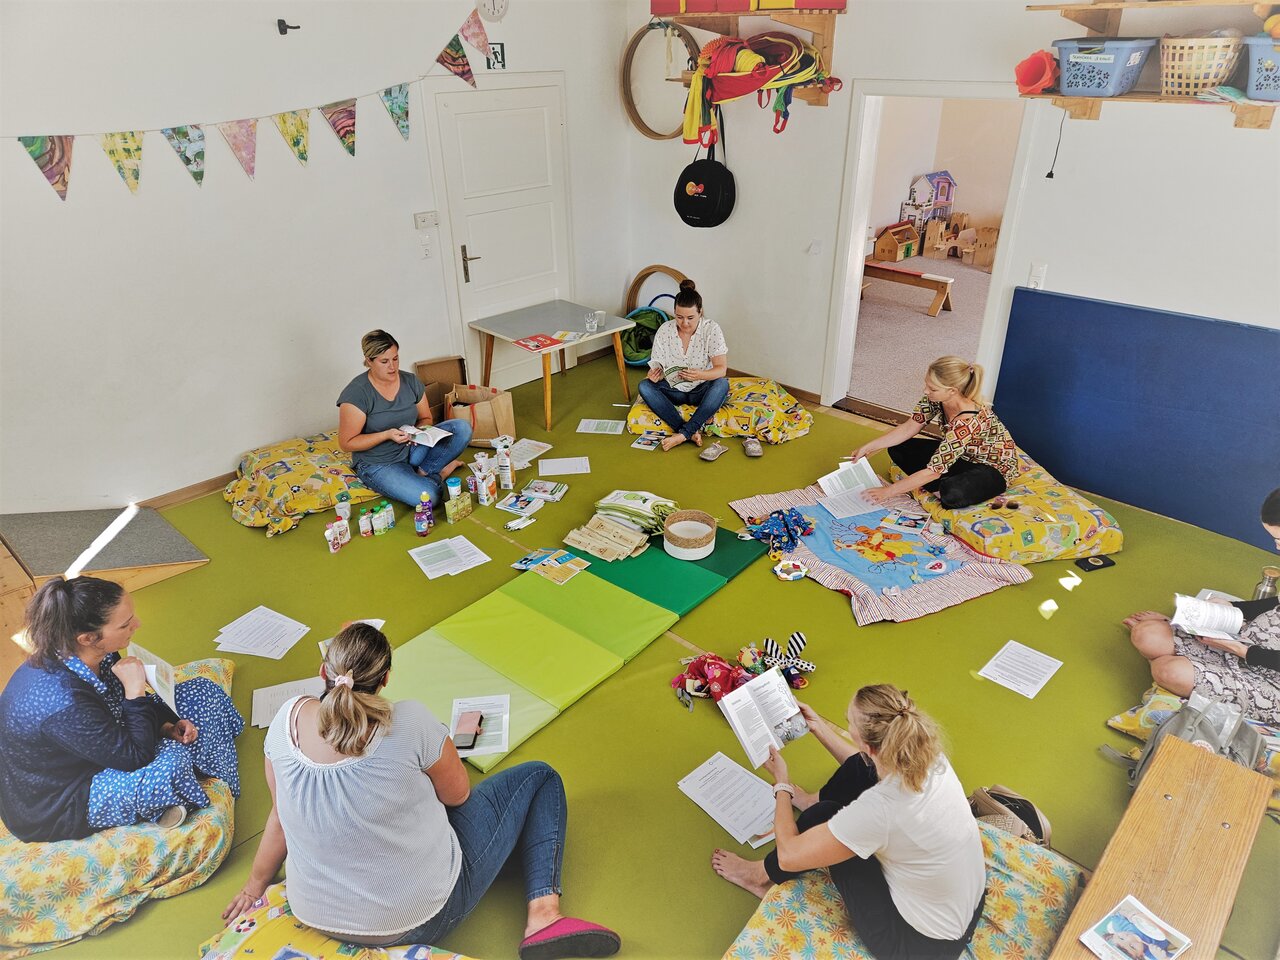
862, 257, 954, 317
1047, 735, 1273, 959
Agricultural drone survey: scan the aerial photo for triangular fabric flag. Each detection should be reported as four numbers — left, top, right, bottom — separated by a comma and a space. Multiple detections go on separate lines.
161, 125, 205, 186
379, 84, 411, 141
19, 135, 74, 201
460, 9, 493, 59
217, 119, 258, 179
437, 35, 476, 88
320, 99, 357, 156
272, 109, 310, 165
100, 131, 144, 194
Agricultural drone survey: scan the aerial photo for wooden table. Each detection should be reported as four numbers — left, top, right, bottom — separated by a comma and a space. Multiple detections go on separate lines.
862, 257, 955, 317
469, 300, 636, 431
1047, 736, 1273, 959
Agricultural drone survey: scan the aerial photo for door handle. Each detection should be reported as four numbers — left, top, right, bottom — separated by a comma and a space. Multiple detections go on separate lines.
461, 244, 482, 283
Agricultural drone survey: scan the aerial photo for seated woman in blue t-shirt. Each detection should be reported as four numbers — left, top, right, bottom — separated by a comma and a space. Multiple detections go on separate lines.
337, 329, 473, 510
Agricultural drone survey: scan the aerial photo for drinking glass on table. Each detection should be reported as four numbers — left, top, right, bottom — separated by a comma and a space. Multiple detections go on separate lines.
584, 310, 602, 333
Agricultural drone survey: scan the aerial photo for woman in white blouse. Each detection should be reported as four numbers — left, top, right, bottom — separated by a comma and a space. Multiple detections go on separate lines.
711, 684, 986, 960
639, 279, 730, 452
222, 622, 620, 960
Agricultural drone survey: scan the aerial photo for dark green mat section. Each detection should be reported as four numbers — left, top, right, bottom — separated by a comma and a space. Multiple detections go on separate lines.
647, 525, 769, 581
570, 545, 727, 615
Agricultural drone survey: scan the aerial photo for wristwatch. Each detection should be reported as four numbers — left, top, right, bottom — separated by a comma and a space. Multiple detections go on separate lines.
773, 783, 795, 798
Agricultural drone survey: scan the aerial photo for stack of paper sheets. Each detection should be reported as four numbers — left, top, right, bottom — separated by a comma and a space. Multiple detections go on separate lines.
408, 536, 491, 579
215, 606, 310, 659
509, 438, 552, 470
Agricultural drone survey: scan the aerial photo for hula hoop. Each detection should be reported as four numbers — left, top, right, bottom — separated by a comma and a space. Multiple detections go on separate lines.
621, 20, 701, 141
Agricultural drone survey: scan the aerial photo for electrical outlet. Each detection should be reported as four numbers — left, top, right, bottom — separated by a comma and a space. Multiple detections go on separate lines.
419, 235, 432, 259
413, 210, 438, 230
1028, 262, 1048, 290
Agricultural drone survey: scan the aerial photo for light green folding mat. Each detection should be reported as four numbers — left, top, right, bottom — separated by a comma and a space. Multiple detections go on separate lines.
567, 545, 728, 615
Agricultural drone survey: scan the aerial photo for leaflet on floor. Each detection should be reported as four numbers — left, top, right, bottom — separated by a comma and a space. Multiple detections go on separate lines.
977, 640, 1063, 699
576, 418, 626, 435
214, 605, 310, 660
509, 438, 552, 469
409, 537, 491, 579
449, 694, 510, 757
678, 752, 777, 848
539, 457, 591, 476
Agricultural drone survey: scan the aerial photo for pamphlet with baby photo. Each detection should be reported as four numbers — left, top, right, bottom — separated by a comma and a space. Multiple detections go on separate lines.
718, 666, 809, 769
1080, 895, 1190, 960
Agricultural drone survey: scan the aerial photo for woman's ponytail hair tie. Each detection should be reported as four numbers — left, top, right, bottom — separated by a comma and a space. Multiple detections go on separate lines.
332, 673, 354, 689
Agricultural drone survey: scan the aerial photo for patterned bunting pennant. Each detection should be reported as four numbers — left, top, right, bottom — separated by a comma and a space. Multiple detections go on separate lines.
161, 125, 205, 186
100, 131, 144, 194
437, 35, 476, 88
272, 110, 310, 165
19, 135, 74, 201
320, 99, 357, 156
379, 85, 411, 141
217, 119, 258, 179
460, 9, 493, 59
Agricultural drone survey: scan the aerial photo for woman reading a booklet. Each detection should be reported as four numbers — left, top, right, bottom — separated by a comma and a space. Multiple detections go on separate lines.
1124, 487, 1280, 724
0, 577, 243, 842
639, 279, 731, 453
711, 684, 985, 960
852, 357, 1021, 510
337, 328, 473, 510
223, 622, 620, 960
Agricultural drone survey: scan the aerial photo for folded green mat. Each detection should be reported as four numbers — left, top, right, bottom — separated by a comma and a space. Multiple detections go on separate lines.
568, 544, 728, 616
647, 527, 768, 582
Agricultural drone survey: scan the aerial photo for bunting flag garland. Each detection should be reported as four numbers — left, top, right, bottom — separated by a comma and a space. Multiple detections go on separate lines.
272, 110, 310, 165
380, 84, 411, 141
217, 119, 258, 180
437, 35, 476, 88
459, 9, 493, 60
100, 131, 144, 194
19, 135, 74, 201
320, 99, 357, 156
161, 125, 205, 186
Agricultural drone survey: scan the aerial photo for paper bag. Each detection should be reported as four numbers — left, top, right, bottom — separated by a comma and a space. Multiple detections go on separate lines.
445, 383, 517, 448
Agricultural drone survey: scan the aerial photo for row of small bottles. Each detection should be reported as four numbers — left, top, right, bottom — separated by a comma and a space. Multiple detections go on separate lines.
326, 494, 435, 553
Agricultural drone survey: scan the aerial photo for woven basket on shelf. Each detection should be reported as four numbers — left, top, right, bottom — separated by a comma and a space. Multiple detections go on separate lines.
1159, 35, 1242, 97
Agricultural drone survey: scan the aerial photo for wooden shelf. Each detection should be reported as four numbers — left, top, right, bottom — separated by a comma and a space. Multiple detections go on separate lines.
1022, 91, 1276, 128
1026, 0, 1270, 35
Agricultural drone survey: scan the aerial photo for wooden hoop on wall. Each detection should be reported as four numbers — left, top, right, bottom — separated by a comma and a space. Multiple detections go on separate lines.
625, 264, 690, 313
620, 22, 701, 141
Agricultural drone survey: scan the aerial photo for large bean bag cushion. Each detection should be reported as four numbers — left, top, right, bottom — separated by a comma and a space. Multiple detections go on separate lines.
889, 450, 1123, 563
723, 822, 1086, 960
0, 659, 237, 959
628, 377, 813, 445
198, 881, 482, 960
223, 431, 381, 537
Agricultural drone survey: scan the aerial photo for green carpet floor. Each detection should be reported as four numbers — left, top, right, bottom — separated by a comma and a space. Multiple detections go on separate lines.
55, 357, 1278, 960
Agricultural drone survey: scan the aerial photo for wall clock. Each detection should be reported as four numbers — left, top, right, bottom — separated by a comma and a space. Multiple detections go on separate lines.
477, 0, 509, 22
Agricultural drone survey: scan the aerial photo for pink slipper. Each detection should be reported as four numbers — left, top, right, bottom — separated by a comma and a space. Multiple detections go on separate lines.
519, 917, 621, 960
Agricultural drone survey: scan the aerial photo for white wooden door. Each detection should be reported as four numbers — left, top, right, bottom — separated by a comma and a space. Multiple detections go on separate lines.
433, 79, 573, 389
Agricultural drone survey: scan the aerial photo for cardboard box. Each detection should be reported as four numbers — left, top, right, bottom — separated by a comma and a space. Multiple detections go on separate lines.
414, 355, 467, 425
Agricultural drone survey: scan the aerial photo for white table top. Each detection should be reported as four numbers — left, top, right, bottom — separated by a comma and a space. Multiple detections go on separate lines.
469, 299, 634, 354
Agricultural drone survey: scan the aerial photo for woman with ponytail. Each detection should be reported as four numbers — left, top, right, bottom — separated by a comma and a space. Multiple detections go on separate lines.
0, 577, 243, 842
711, 685, 985, 960
226, 622, 619, 960
851, 356, 1022, 510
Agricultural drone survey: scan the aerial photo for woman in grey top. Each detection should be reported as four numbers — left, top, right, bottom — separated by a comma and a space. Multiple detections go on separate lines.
337, 329, 473, 510
222, 622, 620, 960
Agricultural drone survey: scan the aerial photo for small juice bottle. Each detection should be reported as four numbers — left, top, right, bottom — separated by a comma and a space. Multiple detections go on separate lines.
358, 508, 373, 538
414, 494, 433, 537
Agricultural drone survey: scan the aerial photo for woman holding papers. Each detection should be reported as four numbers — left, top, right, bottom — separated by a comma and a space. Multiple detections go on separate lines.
0, 577, 243, 842
639, 279, 731, 453
852, 357, 1020, 510
1124, 487, 1280, 723
337, 329, 473, 509
711, 684, 985, 960
224, 622, 620, 960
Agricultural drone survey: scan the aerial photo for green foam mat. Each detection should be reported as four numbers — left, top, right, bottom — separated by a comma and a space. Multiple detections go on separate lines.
433, 592, 623, 709
569, 545, 727, 616
498, 568, 678, 661
381, 629, 559, 774
647, 526, 768, 582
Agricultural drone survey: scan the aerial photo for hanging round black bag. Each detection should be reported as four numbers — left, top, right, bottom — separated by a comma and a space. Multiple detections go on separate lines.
674, 108, 735, 228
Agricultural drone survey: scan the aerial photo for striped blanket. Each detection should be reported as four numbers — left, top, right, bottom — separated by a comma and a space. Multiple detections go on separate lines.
731, 485, 1031, 625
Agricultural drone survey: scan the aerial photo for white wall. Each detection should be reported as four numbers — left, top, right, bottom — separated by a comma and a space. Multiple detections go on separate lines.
868, 98, 942, 242
934, 99, 1023, 229
0, 0, 632, 512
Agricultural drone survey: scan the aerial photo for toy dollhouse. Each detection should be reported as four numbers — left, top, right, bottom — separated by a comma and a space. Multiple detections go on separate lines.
899, 170, 957, 235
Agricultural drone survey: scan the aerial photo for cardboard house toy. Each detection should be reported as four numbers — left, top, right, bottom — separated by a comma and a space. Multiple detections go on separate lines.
899, 170, 957, 235
873, 221, 920, 262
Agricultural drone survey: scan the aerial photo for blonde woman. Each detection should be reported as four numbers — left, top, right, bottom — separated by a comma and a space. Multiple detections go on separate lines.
711, 685, 985, 960
852, 357, 1021, 510
224, 623, 619, 960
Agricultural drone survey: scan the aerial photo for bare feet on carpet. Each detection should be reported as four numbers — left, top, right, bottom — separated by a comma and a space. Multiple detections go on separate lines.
661, 433, 688, 452
692, 430, 703, 447
1122, 610, 1170, 630
711, 849, 772, 899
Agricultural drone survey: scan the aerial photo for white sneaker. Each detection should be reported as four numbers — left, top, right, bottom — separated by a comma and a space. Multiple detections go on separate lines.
156, 804, 187, 829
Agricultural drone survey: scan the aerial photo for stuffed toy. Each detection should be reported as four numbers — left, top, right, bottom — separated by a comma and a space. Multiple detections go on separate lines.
761, 632, 816, 689
746, 507, 815, 559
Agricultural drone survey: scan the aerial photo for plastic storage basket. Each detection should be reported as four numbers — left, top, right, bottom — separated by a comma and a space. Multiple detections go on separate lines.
1242, 35, 1280, 102
1053, 37, 1157, 96
1159, 35, 1242, 96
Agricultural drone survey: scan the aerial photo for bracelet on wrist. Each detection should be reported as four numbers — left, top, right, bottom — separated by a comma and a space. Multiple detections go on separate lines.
773, 783, 795, 798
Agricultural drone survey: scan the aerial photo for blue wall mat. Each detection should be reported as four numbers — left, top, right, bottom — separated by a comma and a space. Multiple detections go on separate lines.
997, 288, 1280, 550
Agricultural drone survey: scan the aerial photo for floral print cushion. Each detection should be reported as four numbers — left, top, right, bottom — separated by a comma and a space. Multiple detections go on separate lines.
723, 823, 1086, 960
223, 431, 382, 537
0, 660, 237, 959
628, 378, 813, 445
890, 450, 1124, 564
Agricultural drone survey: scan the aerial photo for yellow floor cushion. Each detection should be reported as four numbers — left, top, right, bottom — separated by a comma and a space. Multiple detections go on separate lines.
890, 450, 1123, 563
223, 430, 381, 537
723, 822, 1086, 960
199, 882, 482, 960
0, 659, 237, 959
627, 377, 813, 445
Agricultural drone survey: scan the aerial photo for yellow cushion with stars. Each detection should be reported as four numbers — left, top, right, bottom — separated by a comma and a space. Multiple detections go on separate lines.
628, 377, 813, 445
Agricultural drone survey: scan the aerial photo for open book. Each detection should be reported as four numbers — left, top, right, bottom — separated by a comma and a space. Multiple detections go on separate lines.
719, 666, 809, 768
128, 642, 176, 713
1172, 593, 1246, 642
400, 424, 453, 447
815, 457, 884, 518
657, 364, 689, 388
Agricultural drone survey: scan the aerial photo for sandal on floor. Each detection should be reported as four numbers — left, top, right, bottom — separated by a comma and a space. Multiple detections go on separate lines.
699, 441, 729, 462
519, 917, 621, 960
742, 437, 764, 458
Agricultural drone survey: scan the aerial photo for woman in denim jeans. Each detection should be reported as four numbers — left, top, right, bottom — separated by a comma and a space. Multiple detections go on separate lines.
223, 622, 620, 960
337, 329, 473, 511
